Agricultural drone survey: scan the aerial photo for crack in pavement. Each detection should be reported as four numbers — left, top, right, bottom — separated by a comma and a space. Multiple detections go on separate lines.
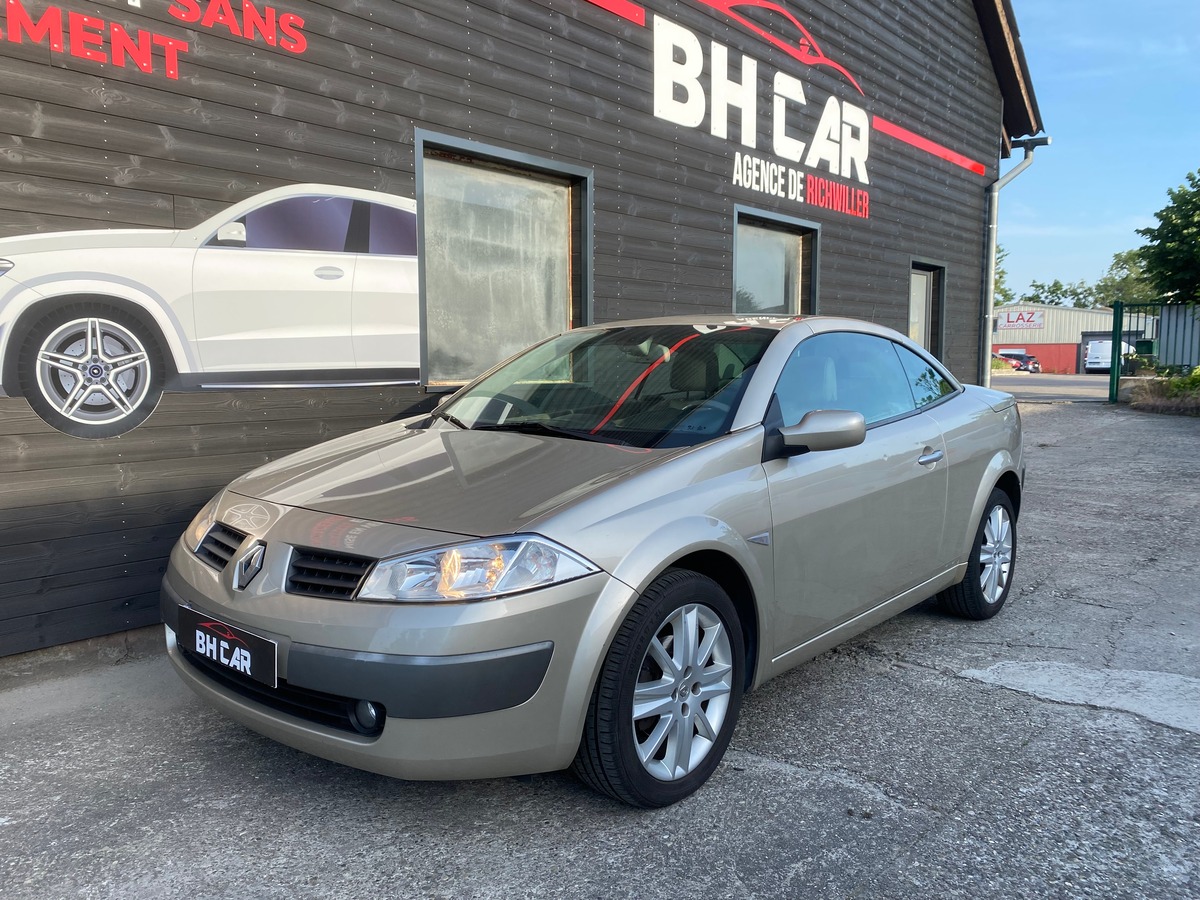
957, 661, 1200, 735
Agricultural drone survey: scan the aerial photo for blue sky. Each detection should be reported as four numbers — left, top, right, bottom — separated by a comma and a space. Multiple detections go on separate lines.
997, 0, 1200, 296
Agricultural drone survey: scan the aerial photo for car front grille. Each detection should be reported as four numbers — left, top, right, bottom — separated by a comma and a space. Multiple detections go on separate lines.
287, 548, 374, 600
178, 645, 384, 738
195, 523, 248, 571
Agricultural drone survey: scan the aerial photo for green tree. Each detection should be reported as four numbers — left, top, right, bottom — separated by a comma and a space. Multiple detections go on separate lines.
1092, 249, 1157, 308
994, 245, 1016, 306
1137, 169, 1200, 303
1019, 278, 1097, 308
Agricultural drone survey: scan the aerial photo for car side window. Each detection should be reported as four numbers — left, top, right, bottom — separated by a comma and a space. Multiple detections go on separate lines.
208, 196, 354, 252
894, 344, 956, 409
368, 203, 418, 256
774, 332, 917, 427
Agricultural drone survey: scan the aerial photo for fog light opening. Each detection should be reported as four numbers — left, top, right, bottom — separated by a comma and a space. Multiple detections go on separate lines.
351, 699, 384, 735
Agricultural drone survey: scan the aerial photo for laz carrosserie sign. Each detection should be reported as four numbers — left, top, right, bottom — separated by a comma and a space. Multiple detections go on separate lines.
998, 309, 1046, 329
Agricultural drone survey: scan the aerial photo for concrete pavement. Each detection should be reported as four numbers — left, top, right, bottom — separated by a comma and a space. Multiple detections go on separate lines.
1, 401, 1197, 899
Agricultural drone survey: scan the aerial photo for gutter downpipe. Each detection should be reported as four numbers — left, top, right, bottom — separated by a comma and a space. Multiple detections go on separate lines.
980, 136, 1051, 387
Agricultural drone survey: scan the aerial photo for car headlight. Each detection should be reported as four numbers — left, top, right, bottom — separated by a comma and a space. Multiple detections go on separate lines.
185, 494, 222, 552
358, 535, 599, 602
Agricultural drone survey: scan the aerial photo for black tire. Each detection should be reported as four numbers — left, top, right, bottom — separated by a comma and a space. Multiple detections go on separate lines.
18, 303, 165, 439
573, 569, 745, 808
937, 488, 1017, 620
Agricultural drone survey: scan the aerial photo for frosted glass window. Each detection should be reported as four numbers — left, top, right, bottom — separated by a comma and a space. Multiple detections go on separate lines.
735, 222, 811, 315
424, 157, 572, 384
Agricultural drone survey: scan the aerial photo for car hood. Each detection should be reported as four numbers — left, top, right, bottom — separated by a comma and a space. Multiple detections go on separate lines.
228, 421, 676, 538
0, 228, 182, 256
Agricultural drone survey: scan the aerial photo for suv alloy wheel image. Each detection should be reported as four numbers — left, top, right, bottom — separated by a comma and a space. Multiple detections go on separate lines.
18, 302, 165, 438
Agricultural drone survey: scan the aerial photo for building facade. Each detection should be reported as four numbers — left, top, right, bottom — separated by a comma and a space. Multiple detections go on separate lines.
0, 0, 1041, 654
992, 303, 1117, 374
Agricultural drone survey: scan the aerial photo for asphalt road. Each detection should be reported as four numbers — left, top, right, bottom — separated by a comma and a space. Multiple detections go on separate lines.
2, 401, 1197, 899
990, 371, 1110, 402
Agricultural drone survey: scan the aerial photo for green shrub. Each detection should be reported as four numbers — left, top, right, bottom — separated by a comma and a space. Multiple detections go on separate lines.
1130, 365, 1200, 415
1167, 365, 1200, 399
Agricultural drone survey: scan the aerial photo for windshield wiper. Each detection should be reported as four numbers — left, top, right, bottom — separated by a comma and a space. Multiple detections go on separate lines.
471, 420, 630, 445
431, 409, 469, 430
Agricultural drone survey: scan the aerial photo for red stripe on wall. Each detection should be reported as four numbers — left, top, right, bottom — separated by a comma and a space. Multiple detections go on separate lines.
581, 0, 646, 26
872, 116, 987, 176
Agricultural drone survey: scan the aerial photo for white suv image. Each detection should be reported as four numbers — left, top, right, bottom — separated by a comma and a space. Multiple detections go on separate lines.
0, 184, 419, 438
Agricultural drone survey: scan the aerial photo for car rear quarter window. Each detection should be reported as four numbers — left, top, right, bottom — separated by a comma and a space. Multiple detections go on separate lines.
368, 203, 418, 256
894, 344, 956, 409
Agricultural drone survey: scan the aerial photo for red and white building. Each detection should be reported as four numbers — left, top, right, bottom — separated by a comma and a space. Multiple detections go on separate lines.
993, 304, 1116, 374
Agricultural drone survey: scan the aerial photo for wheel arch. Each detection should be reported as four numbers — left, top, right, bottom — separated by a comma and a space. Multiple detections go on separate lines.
3, 293, 180, 395
953, 451, 1022, 565
994, 468, 1023, 520
667, 550, 760, 693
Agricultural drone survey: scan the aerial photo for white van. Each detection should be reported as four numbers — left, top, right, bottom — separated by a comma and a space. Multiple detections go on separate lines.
1084, 340, 1135, 374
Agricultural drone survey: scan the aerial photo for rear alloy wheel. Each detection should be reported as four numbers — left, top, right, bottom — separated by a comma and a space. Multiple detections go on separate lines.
937, 488, 1016, 620
573, 569, 745, 807
19, 304, 164, 438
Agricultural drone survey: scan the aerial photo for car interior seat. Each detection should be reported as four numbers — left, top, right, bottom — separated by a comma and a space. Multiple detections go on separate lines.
668, 342, 720, 401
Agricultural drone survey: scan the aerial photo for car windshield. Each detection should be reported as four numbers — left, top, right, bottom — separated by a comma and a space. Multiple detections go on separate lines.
438, 324, 777, 449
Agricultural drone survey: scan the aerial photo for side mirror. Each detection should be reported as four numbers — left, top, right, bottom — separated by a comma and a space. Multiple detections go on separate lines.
780, 409, 866, 453
215, 222, 247, 246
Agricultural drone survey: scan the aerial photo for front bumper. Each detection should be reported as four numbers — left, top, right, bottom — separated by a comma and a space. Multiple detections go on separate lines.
162, 581, 553, 720
162, 536, 638, 781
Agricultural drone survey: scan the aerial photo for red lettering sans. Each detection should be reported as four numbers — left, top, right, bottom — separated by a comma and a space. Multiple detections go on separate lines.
168, 0, 307, 54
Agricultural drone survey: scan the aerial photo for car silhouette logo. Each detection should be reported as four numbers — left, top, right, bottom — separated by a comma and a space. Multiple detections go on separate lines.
198, 621, 246, 644
695, 0, 863, 93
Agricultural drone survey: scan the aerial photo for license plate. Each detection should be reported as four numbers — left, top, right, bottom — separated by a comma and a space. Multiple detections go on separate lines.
178, 606, 278, 689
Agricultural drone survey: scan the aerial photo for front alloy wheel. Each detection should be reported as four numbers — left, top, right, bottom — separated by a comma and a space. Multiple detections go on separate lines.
574, 569, 745, 807
632, 602, 735, 781
19, 304, 164, 438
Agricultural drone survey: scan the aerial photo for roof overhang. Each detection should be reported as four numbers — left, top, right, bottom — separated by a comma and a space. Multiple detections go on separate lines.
973, 0, 1044, 152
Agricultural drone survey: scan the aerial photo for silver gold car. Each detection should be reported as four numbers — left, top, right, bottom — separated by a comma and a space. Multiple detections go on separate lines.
162, 315, 1023, 807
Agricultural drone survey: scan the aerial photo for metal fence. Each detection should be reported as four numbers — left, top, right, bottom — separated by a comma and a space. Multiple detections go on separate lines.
1109, 301, 1200, 402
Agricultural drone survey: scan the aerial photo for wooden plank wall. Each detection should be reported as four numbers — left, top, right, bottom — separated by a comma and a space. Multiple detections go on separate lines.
0, 388, 434, 655
0, 0, 1006, 653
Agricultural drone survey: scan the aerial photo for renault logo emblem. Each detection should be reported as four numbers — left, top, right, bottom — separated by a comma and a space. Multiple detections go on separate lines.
225, 503, 271, 532
233, 542, 266, 591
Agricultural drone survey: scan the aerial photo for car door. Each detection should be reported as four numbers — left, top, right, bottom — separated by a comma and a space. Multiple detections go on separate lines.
351, 199, 420, 370
192, 194, 357, 372
763, 331, 949, 657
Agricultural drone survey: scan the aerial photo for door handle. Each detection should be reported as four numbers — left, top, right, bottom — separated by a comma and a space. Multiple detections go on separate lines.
918, 449, 944, 466
314, 266, 345, 280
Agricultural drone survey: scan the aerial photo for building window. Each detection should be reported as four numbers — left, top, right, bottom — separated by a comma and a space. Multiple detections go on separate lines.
419, 138, 590, 386
909, 263, 945, 357
734, 211, 817, 316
